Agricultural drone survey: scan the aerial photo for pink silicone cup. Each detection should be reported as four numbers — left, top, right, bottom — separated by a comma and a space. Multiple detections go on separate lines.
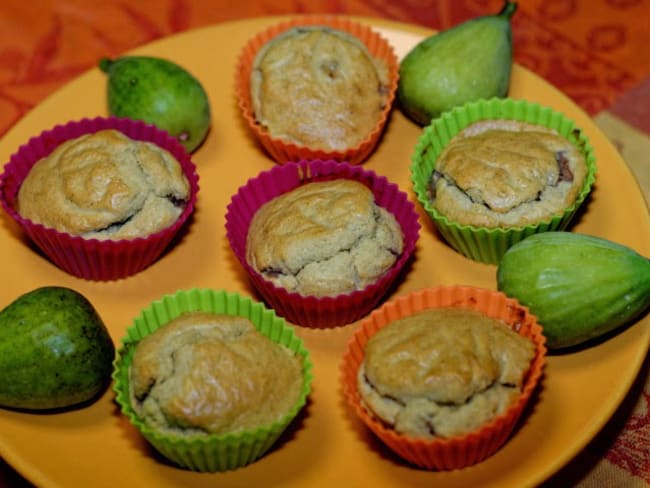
0, 116, 200, 281
225, 159, 420, 328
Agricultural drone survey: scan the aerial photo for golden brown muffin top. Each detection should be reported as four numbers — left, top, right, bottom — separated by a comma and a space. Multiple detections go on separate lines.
246, 179, 403, 297
129, 312, 303, 436
431, 120, 587, 228
358, 307, 535, 438
250, 26, 390, 151
17, 129, 189, 240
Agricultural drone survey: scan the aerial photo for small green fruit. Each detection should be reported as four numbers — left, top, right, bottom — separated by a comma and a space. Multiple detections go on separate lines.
99, 55, 211, 153
497, 232, 650, 349
0, 287, 115, 410
398, 1, 517, 125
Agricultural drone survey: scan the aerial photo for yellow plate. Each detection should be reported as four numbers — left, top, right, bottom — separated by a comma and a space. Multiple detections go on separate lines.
1, 16, 649, 488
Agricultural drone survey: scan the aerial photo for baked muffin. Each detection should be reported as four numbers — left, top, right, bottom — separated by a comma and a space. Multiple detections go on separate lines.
235, 16, 399, 165
429, 120, 588, 228
112, 288, 313, 471
225, 159, 420, 328
0, 117, 199, 280
341, 285, 547, 470
245, 179, 404, 298
16, 129, 190, 240
357, 307, 535, 439
250, 25, 390, 152
410, 97, 596, 264
129, 312, 303, 436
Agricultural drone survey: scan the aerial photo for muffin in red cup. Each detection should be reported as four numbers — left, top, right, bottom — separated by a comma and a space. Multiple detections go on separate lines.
0, 116, 199, 281
235, 15, 399, 165
341, 285, 547, 470
225, 159, 420, 328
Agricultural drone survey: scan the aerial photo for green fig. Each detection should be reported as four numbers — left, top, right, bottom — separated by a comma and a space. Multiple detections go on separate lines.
99, 55, 211, 153
0, 287, 115, 410
398, 1, 517, 125
497, 232, 650, 349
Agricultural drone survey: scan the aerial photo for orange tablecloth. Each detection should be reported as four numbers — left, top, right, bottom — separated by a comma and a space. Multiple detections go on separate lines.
0, 1, 649, 486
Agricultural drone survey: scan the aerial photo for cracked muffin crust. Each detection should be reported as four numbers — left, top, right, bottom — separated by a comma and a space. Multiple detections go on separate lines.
17, 129, 190, 240
245, 179, 404, 298
250, 25, 390, 151
357, 307, 536, 439
429, 120, 588, 228
128, 312, 303, 436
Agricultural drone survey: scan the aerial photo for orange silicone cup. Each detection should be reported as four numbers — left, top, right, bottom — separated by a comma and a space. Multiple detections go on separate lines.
234, 15, 399, 165
341, 285, 547, 470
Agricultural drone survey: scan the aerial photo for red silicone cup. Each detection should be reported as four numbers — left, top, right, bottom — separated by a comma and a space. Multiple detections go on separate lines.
341, 285, 547, 470
0, 116, 200, 281
225, 159, 420, 328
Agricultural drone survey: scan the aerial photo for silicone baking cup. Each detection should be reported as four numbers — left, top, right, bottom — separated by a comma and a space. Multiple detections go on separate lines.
112, 288, 313, 472
234, 15, 399, 165
341, 285, 547, 471
225, 159, 420, 328
411, 97, 597, 264
0, 117, 199, 281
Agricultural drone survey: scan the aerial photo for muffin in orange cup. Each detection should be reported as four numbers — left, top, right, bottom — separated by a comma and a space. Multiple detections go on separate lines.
341, 285, 546, 470
235, 15, 399, 165
225, 159, 420, 328
0, 116, 199, 281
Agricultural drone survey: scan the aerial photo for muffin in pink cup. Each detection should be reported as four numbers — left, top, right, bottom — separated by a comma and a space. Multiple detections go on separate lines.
0, 116, 199, 281
341, 285, 547, 470
225, 159, 420, 328
235, 15, 399, 165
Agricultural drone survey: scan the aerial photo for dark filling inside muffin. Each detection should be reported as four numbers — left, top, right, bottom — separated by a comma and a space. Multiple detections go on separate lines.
92, 193, 187, 235
429, 149, 576, 206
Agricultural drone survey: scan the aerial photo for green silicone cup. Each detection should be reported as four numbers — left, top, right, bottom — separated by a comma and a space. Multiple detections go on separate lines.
112, 288, 314, 472
410, 97, 597, 264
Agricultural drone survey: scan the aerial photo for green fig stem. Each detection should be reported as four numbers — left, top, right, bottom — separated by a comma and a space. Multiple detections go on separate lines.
98, 57, 114, 73
498, 1, 518, 20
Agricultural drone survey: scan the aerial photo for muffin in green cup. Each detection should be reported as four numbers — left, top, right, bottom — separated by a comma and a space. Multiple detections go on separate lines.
410, 97, 597, 264
112, 288, 313, 472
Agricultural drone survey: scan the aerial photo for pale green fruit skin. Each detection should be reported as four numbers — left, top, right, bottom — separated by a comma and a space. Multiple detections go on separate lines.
497, 232, 650, 350
398, 2, 516, 125
100, 56, 211, 153
0, 287, 115, 410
